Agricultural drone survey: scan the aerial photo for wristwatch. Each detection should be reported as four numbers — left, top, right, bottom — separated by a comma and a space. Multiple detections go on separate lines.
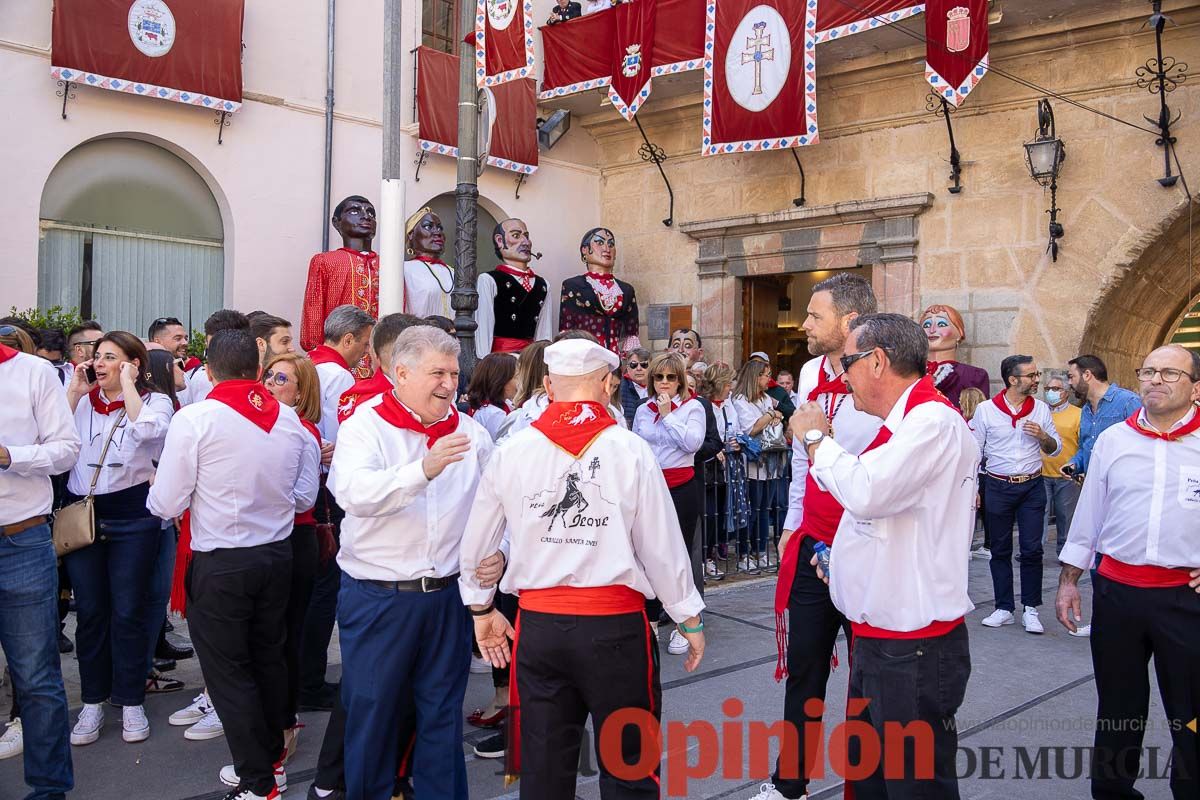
803, 429, 825, 455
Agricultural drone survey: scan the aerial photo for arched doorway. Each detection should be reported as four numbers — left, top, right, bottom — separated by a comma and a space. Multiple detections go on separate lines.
1167, 295, 1200, 357
38, 137, 224, 334
1079, 203, 1200, 382
422, 192, 504, 272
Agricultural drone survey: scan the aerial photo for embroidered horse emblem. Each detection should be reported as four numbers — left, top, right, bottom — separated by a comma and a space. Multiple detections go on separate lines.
541, 471, 590, 531
566, 404, 598, 426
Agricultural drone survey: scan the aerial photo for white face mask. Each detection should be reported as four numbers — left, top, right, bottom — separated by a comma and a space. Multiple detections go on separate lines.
1045, 390, 1063, 406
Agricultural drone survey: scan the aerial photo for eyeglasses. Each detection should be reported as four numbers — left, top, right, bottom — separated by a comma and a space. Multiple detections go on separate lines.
1014, 371, 1043, 380
263, 371, 290, 386
840, 347, 890, 373
653, 373, 679, 382
1135, 367, 1197, 383
73, 339, 101, 350
628, 361, 648, 369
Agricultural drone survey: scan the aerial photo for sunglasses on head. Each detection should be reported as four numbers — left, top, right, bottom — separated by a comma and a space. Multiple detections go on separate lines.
263, 371, 290, 386
653, 373, 679, 382
0, 325, 17, 336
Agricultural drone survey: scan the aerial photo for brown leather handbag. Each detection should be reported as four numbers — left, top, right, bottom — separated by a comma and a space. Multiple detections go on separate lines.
53, 409, 125, 557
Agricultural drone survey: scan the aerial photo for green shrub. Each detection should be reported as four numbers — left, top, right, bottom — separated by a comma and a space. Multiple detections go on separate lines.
8, 305, 84, 333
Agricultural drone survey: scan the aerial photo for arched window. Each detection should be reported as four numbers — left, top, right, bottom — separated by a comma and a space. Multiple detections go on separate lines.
38, 138, 224, 334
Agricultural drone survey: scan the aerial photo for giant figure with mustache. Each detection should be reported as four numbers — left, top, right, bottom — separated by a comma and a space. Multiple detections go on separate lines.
475, 218, 552, 358
558, 227, 642, 357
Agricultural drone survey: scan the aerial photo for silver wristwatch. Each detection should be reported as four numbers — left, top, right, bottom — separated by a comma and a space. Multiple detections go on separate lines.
803, 429, 826, 450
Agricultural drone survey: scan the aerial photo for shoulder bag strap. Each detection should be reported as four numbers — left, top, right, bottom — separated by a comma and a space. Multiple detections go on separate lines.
87, 408, 127, 498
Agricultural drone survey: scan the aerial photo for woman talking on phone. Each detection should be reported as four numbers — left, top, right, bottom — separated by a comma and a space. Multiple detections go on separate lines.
64, 331, 174, 746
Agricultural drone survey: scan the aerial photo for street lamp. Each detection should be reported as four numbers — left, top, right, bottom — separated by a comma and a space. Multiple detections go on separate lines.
1023, 98, 1067, 261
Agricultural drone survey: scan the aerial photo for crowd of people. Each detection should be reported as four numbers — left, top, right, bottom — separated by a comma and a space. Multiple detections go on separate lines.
1, 267, 1198, 800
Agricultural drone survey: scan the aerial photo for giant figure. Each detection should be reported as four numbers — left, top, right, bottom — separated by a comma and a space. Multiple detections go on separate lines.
920, 303, 992, 408
558, 227, 641, 356
402, 207, 455, 319
475, 218, 551, 358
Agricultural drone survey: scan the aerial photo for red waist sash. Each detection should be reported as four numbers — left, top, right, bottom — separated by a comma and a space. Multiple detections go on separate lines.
851, 617, 964, 640
1098, 556, 1192, 588
492, 336, 531, 354
662, 466, 695, 489
518, 585, 646, 615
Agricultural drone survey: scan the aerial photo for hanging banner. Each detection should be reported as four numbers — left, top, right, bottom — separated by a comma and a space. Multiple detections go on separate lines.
702, 0, 818, 155
815, 0, 924, 43
475, 0, 536, 85
608, 0, 658, 120
924, 0, 987, 105
50, 0, 244, 112
417, 47, 538, 174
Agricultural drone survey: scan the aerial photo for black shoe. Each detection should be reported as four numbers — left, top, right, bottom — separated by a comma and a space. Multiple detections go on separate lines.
298, 682, 339, 712
156, 636, 194, 661
145, 670, 185, 694
58, 632, 74, 654
153, 657, 177, 673
473, 732, 505, 759
306, 786, 345, 800
392, 777, 414, 800
163, 617, 175, 633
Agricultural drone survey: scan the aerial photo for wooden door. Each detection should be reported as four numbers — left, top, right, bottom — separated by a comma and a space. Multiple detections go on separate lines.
742, 278, 782, 363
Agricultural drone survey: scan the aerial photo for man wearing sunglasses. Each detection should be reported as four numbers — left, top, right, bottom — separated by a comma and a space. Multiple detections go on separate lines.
970, 354, 1062, 635
618, 347, 650, 427
66, 321, 104, 367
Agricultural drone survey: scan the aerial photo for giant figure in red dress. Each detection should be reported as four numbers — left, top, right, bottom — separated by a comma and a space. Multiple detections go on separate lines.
921, 303, 992, 409
558, 227, 641, 356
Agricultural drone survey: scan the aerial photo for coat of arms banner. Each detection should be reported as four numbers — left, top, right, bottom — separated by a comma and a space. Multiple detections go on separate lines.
50, 0, 244, 112
608, 0, 658, 120
924, 0, 988, 105
475, 0, 536, 85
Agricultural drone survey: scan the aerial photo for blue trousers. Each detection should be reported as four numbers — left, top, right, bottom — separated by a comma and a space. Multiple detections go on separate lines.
63, 515, 161, 705
338, 575, 471, 800
0, 522, 73, 799
1041, 476, 1081, 556
143, 523, 177, 673
984, 475, 1046, 612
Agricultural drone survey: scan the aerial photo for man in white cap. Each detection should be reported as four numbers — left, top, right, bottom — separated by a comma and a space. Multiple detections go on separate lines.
461, 337, 706, 798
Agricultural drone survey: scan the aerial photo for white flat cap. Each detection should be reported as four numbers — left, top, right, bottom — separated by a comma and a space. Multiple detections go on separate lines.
749, 351, 770, 362
544, 339, 619, 376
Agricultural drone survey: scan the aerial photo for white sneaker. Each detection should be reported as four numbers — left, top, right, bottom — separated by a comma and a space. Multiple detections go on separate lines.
220, 762, 288, 793
667, 629, 689, 655
170, 691, 213, 726
470, 655, 492, 674
971, 546, 991, 559
70, 703, 105, 746
184, 708, 225, 741
747, 783, 797, 799
1022, 606, 1044, 634
1069, 624, 1092, 638
0, 718, 23, 760
981, 609, 1015, 628
122, 705, 150, 743
705, 559, 725, 579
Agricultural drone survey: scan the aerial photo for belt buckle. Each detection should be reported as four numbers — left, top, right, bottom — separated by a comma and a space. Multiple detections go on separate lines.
420, 576, 435, 593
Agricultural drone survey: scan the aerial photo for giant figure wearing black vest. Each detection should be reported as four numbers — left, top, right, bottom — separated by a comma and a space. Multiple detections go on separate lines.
475, 218, 552, 358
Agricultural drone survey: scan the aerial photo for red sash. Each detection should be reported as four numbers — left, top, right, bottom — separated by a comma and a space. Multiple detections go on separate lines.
852, 617, 964, 640
991, 392, 1035, 427
1098, 556, 1192, 588
88, 386, 127, 415
208, 380, 281, 433
295, 419, 323, 525
307, 344, 349, 370
492, 336, 532, 354
1123, 410, 1200, 442
0, 343, 19, 365
662, 467, 695, 489
375, 391, 460, 447
337, 371, 392, 423
531, 401, 616, 457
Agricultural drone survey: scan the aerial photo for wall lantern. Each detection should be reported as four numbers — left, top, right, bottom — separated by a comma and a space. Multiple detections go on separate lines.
1023, 99, 1066, 262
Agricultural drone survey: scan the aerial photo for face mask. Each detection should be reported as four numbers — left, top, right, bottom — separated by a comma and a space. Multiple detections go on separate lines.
1045, 390, 1063, 406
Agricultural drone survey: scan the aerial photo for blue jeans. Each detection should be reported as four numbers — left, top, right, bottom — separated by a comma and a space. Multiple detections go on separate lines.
143, 523, 177, 673
1042, 476, 1081, 556
984, 475, 1047, 612
0, 522, 73, 799
64, 515, 161, 706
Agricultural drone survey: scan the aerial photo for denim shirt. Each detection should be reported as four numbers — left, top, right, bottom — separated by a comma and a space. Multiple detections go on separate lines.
1067, 384, 1142, 473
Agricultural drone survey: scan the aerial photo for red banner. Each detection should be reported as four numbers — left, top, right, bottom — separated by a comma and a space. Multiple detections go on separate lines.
417, 47, 538, 174
925, 0, 988, 106
608, 0, 657, 120
815, 0, 923, 41
51, 0, 244, 112
702, 0, 818, 155
475, 0, 536, 85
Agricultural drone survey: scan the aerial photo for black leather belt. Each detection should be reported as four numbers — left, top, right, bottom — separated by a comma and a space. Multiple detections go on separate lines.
366, 573, 459, 593
985, 471, 1041, 484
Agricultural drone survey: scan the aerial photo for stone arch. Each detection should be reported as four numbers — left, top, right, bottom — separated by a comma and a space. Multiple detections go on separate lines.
1079, 199, 1200, 382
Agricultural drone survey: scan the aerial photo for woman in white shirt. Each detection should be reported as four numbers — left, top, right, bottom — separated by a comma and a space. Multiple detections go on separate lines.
731, 359, 787, 573
467, 353, 518, 442
633, 351, 706, 656
63, 331, 174, 746
698, 362, 751, 580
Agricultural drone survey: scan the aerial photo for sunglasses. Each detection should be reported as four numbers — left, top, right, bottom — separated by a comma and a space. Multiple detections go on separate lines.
628, 361, 648, 369
263, 371, 290, 386
0, 325, 17, 336
152, 317, 182, 327
840, 347, 891, 373
653, 373, 679, 382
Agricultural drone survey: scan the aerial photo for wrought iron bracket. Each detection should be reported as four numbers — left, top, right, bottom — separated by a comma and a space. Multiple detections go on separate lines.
1046, 180, 1064, 262
634, 116, 673, 227
515, 173, 527, 200
789, 148, 807, 207
56, 80, 76, 120
926, 93, 963, 194
414, 150, 428, 182
1137, 1, 1187, 187
214, 111, 231, 145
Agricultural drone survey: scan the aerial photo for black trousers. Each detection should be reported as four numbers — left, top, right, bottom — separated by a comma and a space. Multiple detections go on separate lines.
284, 524, 319, 727
1090, 573, 1200, 799
187, 540, 292, 796
300, 486, 344, 696
516, 609, 661, 800
846, 623, 971, 800
492, 590, 519, 688
983, 475, 1046, 611
772, 536, 851, 799
647, 476, 704, 621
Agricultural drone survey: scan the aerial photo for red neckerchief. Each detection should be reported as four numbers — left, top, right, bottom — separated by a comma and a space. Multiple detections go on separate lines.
531, 401, 616, 457
89, 386, 127, 415
496, 263, 536, 292
1124, 409, 1200, 442
208, 380, 281, 434
337, 371, 392, 423
0, 343, 19, 365
774, 376, 954, 682
652, 396, 691, 423
926, 360, 954, 376
585, 270, 616, 287
990, 391, 1035, 427
182, 356, 202, 371
807, 357, 851, 401
299, 418, 322, 444
308, 344, 349, 370
375, 391, 460, 447
767, 379, 780, 389
340, 247, 379, 260
411, 253, 449, 267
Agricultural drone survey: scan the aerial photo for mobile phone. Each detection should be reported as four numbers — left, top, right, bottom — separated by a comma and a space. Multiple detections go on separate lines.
85, 365, 98, 383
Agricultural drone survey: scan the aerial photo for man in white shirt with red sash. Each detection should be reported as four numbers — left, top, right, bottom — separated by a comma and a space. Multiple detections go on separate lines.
329, 325, 494, 800
308, 304, 375, 445
1055, 344, 1200, 800
462, 338, 705, 798
149, 330, 321, 800
763, 272, 880, 800
790, 313, 978, 800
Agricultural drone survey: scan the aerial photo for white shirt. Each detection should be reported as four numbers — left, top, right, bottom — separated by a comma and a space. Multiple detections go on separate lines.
474, 269, 553, 358
731, 393, 783, 480
970, 394, 1061, 476
330, 402, 494, 582
315, 361, 356, 444
471, 402, 513, 442
403, 258, 454, 319
459, 423, 705, 623
1060, 408, 1200, 572
632, 397, 706, 469
711, 400, 742, 441
813, 381, 980, 631
784, 356, 883, 532
67, 391, 174, 498
584, 0, 611, 13
0, 353, 81, 524
179, 365, 213, 406
148, 400, 321, 551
